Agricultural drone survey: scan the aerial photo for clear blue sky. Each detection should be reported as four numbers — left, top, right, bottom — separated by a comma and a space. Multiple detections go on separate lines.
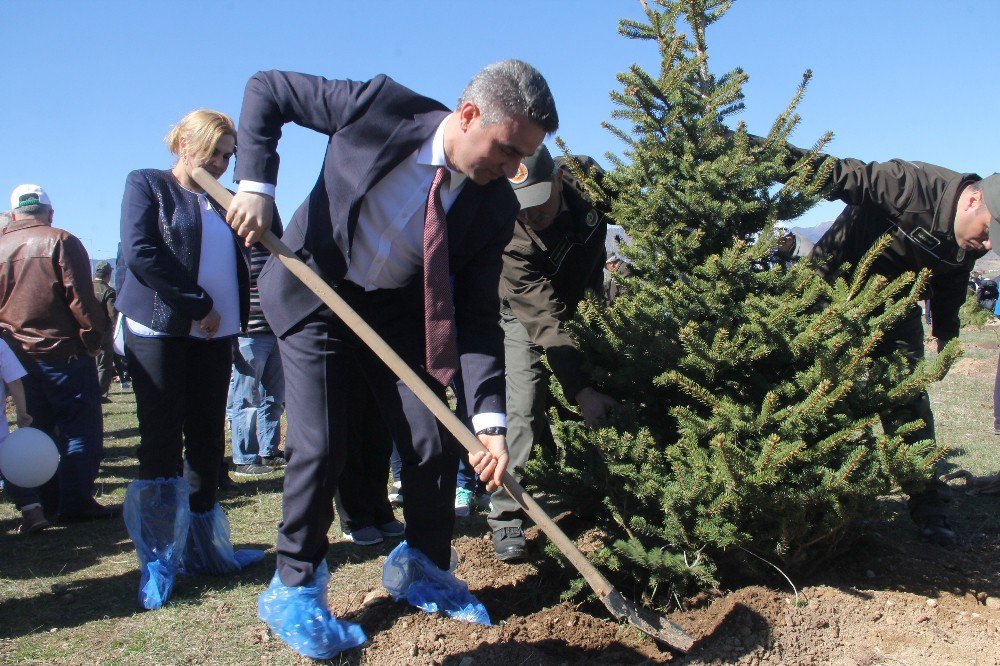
2, 0, 997, 261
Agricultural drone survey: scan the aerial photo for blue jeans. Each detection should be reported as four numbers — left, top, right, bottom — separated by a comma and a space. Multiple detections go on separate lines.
2, 354, 103, 513
230, 334, 285, 465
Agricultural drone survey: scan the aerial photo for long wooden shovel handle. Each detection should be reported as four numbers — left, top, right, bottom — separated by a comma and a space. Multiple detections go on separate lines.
193, 168, 615, 597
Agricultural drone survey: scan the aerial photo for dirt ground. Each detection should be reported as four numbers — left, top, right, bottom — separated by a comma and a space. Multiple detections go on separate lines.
257, 501, 998, 666
249, 338, 1000, 666
4, 333, 998, 665
260, 330, 1000, 666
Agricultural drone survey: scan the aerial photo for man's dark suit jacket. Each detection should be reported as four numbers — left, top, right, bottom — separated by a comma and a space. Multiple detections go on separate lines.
237, 70, 517, 418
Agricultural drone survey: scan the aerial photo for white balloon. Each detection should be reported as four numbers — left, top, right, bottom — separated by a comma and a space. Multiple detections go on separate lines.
0, 427, 60, 488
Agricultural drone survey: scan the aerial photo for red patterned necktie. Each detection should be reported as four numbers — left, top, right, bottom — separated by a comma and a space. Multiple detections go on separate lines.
423, 167, 459, 387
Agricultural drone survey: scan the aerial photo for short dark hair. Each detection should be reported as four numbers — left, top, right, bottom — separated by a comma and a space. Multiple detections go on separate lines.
458, 59, 558, 134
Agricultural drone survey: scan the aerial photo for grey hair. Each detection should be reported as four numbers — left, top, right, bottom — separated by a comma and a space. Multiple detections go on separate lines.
458, 59, 558, 133
13, 203, 51, 217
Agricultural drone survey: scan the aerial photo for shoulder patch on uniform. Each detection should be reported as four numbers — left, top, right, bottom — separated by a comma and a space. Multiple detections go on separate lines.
509, 163, 529, 185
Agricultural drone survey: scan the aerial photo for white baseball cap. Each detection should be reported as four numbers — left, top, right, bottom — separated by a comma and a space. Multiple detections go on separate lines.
10, 184, 52, 211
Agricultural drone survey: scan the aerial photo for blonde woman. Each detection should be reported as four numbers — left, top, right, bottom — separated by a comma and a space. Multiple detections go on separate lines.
117, 110, 267, 609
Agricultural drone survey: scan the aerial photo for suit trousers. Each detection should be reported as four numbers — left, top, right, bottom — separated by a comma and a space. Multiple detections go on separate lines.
125, 328, 231, 513
276, 280, 459, 587
334, 380, 396, 533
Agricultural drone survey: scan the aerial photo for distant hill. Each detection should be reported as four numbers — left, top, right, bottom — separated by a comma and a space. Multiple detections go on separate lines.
789, 221, 833, 244
787, 221, 1000, 275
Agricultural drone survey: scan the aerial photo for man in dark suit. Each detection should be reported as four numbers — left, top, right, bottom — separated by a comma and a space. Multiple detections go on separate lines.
226, 61, 557, 658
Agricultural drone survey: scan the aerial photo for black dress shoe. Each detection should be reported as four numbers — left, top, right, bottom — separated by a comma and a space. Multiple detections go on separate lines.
58, 501, 120, 523
218, 473, 237, 491
492, 526, 527, 562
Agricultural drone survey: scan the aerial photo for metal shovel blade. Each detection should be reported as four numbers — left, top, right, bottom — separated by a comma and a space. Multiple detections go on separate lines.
601, 589, 695, 652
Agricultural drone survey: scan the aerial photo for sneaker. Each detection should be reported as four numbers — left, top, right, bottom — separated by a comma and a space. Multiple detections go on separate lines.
343, 525, 383, 546
455, 487, 474, 517
376, 519, 405, 537
476, 491, 493, 511
388, 480, 403, 507
917, 515, 957, 547
492, 526, 527, 562
233, 463, 273, 477
17, 505, 50, 535
261, 453, 287, 469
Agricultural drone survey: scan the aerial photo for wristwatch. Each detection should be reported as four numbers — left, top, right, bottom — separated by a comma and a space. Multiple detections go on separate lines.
475, 426, 507, 437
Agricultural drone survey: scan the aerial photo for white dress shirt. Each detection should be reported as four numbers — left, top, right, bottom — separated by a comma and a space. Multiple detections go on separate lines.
128, 193, 240, 340
239, 116, 504, 430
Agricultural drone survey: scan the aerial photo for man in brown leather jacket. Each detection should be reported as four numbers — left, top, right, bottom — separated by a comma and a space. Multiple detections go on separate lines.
808, 157, 1000, 546
0, 185, 115, 522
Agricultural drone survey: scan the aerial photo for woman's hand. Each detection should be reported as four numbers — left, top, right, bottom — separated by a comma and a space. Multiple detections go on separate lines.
16, 411, 32, 428
227, 191, 273, 246
199, 309, 221, 339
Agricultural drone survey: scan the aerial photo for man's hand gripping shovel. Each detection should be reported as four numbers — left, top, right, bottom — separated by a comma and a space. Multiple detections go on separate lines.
192, 167, 694, 652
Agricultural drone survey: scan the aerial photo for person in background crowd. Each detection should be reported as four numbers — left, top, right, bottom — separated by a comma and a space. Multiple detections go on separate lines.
773, 228, 814, 267
0, 335, 38, 532
116, 109, 265, 610
977, 277, 998, 313
111, 243, 132, 390
0, 184, 113, 525
228, 213, 285, 477
92, 261, 117, 402
603, 224, 634, 304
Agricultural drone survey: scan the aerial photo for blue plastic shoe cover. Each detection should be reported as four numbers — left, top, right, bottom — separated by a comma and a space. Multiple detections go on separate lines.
382, 541, 491, 625
123, 478, 192, 610
182, 503, 264, 575
258, 561, 367, 659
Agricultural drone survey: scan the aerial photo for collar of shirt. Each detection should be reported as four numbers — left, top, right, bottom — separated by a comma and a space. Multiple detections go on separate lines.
417, 115, 467, 194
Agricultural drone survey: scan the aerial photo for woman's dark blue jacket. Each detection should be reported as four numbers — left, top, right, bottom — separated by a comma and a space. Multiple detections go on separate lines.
117, 168, 260, 336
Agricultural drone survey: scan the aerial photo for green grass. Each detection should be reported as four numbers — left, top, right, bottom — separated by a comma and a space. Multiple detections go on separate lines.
0, 389, 355, 665
927, 323, 1000, 475
1, 322, 999, 664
